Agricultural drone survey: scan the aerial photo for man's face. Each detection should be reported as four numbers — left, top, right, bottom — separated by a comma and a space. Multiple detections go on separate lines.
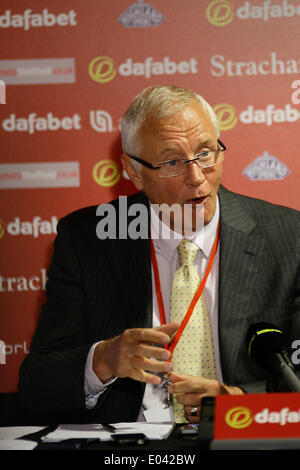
123, 102, 224, 227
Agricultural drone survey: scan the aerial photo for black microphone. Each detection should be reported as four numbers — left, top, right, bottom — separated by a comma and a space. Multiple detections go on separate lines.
246, 322, 300, 393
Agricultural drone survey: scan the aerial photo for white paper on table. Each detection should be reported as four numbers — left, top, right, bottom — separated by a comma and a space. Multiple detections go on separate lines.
42, 422, 174, 443
0, 426, 45, 440
144, 404, 174, 422
0, 439, 37, 450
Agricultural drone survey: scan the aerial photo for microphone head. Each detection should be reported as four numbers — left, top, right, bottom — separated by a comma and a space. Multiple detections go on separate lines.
246, 322, 286, 369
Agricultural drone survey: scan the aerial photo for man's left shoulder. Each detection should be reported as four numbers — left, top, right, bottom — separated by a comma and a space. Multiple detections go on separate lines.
220, 185, 300, 220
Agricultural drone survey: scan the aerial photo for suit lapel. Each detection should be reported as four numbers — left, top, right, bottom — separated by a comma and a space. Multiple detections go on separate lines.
218, 186, 265, 381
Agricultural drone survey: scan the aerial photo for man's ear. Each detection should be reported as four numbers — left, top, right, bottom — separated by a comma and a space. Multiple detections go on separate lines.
121, 153, 144, 191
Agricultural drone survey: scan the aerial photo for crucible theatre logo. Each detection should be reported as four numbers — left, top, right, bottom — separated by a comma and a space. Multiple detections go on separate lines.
118, 0, 164, 27
243, 151, 290, 181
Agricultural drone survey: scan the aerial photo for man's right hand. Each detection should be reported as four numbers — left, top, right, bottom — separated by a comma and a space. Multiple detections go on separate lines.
92, 321, 179, 385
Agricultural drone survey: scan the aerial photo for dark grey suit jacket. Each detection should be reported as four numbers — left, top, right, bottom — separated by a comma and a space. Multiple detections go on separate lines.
19, 186, 300, 423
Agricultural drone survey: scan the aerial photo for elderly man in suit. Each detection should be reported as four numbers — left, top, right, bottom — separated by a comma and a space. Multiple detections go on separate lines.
19, 85, 300, 424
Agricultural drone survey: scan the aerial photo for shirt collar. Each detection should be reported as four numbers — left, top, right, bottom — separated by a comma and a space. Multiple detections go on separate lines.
150, 197, 220, 261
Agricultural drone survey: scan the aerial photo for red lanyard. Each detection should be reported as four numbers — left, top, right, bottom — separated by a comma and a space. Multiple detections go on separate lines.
150, 222, 220, 355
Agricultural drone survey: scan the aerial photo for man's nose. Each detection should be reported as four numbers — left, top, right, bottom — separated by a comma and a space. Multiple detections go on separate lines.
184, 160, 205, 185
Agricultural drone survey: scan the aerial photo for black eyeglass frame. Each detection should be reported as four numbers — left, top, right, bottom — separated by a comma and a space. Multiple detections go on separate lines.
127, 139, 227, 171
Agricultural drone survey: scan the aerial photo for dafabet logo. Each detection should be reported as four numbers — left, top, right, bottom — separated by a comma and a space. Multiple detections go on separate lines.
206, 0, 234, 27
225, 406, 300, 429
225, 407, 253, 429
0, 219, 5, 239
0, 216, 57, 238
206, 0, 300, 26
213, 103, 237, 130
88, 57, 116, 83
213, 102, 300, 130
88, 56, 198, 83
92, 160, 120, 187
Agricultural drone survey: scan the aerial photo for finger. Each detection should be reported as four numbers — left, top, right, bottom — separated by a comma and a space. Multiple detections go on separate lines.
129, 343, 171, 361
154, 321, 180, 339
131, 356, 173, 375
168, 379, 195, 395
189, 406, 199, 417
185, 406, 199, 418
167, 372, 188, 383
126, 327, 173, 346
168, 377, 210, 395
175, 392, 202, 406
186, 416, 200, 424
184, 407, 200, 424
128, 368, 163, 386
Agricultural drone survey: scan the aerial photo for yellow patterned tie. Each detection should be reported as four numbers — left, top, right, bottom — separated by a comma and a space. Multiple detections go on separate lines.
170, 239, 216, 423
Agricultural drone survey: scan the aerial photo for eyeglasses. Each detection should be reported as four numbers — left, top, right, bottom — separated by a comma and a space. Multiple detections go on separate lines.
127, 139, 226, 178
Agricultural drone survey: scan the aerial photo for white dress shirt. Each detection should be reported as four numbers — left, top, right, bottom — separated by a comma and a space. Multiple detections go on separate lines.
84, 198, 222, 417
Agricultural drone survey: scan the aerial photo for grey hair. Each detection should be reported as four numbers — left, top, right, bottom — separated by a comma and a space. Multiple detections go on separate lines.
120, 85, 220, 162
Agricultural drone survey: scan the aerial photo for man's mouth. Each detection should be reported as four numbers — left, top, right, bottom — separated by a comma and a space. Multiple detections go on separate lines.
185, 196, 208, 205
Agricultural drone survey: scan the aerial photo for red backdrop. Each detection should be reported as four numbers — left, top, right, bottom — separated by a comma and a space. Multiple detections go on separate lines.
1, 0, 300, 392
